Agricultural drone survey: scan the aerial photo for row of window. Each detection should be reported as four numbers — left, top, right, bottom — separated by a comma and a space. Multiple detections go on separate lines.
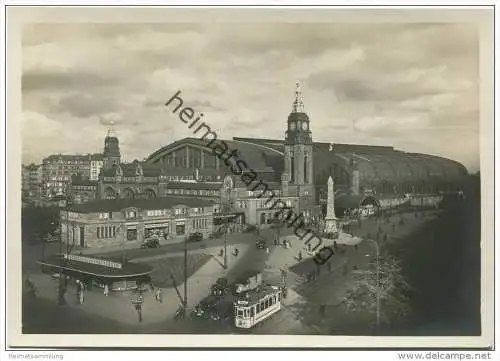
147, 209, 166, 217
97, 225, 116, 239
50, 176, 70, 181
246, 190, 281, 198
45, 160, 89, 165
160, 175, 222, 182
256, 294, 279, 314
163, 150, 218, 169
166, 188, 220, 197
99, 212, 113, 219
192, 218, 209, 229
174, 208, 186, 215
144, 207, 205, 217
73, 185, 96, 191
256, 199, 293, 209
123, 208, 203, 219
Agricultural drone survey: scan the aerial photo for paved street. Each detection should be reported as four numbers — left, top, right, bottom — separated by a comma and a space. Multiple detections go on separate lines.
22, 209, 441, 334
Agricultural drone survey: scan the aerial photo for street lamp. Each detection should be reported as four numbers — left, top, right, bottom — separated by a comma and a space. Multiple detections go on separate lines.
57, 194, 70, 305
222, 184, 233, 270
223, 219, 228, 269
365, 239, 380, 328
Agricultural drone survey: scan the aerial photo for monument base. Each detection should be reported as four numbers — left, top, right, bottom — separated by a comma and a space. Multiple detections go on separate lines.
323, 217, 338, 239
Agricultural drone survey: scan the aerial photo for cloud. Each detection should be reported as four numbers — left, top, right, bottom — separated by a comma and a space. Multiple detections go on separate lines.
21, 22, 480, 172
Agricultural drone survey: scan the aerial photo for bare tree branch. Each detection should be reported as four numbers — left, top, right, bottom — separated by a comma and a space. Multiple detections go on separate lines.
343, 253, 412, 325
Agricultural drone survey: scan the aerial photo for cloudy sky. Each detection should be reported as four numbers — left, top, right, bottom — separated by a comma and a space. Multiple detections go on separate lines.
22, 22, 479, 171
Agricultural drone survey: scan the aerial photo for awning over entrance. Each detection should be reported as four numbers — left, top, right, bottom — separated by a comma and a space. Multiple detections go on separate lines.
335, 194, 380, 210
37, 254, 153, 279
144, 222, 169, 228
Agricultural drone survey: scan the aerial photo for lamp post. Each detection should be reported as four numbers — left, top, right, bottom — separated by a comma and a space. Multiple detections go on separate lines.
183, 234, 188, 313
222, 184, 232, 270
223, 218, 228, 269
57, 194, 70, 305
365, 239, 380, 328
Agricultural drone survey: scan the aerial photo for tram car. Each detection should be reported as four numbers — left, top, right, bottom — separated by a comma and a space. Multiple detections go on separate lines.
233, 285, 282, 329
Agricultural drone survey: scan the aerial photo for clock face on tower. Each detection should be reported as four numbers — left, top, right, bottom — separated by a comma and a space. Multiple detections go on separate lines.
289, 122, 296, 130
302, 122, 308, 131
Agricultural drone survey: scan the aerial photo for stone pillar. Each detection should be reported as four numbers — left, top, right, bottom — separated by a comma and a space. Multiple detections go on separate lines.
281, 172, 289, 197
324, 176, 338, 236
137, 222, 144, 243
351, 169, 360, 195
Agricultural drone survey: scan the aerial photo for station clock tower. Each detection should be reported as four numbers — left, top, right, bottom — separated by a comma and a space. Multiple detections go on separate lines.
284, 82, 315, 201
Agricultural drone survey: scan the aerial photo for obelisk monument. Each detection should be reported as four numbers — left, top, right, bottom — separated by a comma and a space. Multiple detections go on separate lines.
324, 176, 338, 237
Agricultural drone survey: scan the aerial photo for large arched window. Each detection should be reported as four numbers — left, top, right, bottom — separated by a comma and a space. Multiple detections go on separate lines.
144, 189, 156, 199
122, 188, 135, 199
104, 187, 118, 200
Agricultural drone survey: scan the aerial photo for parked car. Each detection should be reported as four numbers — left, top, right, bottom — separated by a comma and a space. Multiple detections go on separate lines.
210, 277, 229, 296
209, 230, 224, 239
187, 232, 203, 242
140, 238, 160, 249
243, 224, 257, 233
256, 239, 266, 249
193, 295, 222, 319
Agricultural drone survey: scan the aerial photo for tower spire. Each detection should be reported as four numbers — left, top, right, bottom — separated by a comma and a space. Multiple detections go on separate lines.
292, 81, 304, 113
107, 120, 115, 137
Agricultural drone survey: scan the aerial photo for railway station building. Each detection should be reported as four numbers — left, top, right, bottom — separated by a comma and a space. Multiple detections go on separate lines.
88, 83, 468, 229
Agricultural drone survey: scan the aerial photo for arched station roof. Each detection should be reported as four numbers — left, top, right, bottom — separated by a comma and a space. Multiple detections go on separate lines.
145, 137, 468, 185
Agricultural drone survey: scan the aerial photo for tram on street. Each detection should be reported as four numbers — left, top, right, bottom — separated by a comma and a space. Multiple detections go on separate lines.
233, 285, 282, 329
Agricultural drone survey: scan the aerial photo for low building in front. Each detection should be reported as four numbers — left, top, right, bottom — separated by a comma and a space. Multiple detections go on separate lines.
60, 197, 217, 249
37, 253, 153, 291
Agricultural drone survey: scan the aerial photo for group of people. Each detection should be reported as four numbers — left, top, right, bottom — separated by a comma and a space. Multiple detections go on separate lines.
273, 238, 292, 249
218, 248, 240, 257
152, 285, 163, 303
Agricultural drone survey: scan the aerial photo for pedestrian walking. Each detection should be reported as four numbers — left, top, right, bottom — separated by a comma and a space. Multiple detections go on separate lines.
104, 284, 109, 297
266, 247, 269, 256
298, 251, 302, 261
156, 288, 162, 303
79, 289, 84, 304
307, 243, 312, 252
320, 304, 326, 315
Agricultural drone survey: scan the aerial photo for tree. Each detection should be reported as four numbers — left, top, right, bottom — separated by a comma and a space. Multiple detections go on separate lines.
343, 254, 412, 328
